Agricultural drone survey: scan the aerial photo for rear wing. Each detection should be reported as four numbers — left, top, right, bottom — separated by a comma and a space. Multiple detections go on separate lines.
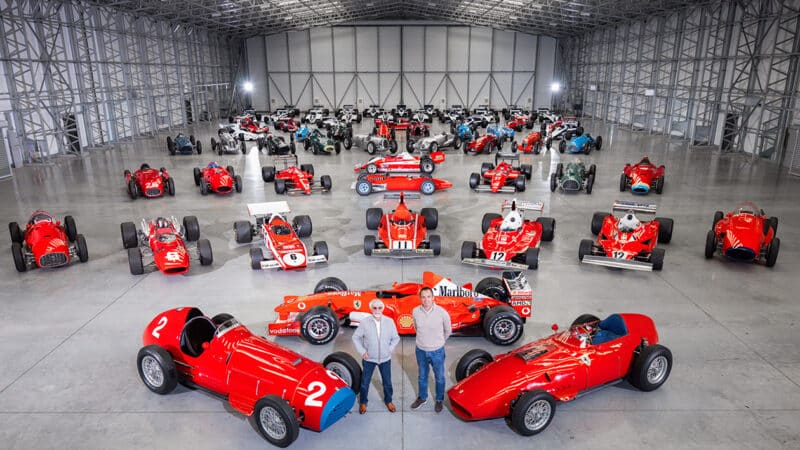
247, 201, 291, 217
501, 199, 543, 212
272, 154, 299, 167
384, 192, 420, 200
496, 152, 520, 162
612, 200, 657, 214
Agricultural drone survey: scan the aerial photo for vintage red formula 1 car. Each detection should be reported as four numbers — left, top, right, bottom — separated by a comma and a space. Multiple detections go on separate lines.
262, 155, 332, 195
193, 162, 242, 195
373, 116, 409, 132
274, 117, 300, 133
461, 200, 554, 270
513, 131, 544, 154
620, 156, 666, 194
120, 216, 213, 275
705, 202, 779, 267
137, 307, 359, 448
465, 133, 501, 154
234, 201, 328, 271
353, 151, 445, 175
268, 271, 533, 346
506, 114, 533, 132
9, 211, 88, 272
364, 193, 440, 258
234, 116, 270, 140
406, 120, 431, 137
469, 153, 532, 193
124, 164, 175, 200
354, 173, 452, 196
448, 313, 672, 436
578, 201, 673, 271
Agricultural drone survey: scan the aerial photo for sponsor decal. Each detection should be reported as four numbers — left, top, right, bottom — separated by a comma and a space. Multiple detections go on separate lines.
297, 302, 306, 311
580, 354, 591, 366
397, 314, 414, 329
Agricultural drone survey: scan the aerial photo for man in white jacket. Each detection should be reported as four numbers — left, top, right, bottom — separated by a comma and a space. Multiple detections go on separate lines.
352, 298, 400, 414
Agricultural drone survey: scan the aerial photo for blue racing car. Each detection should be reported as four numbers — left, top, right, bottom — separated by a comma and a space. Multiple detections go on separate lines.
560, 133, 603, 154
452, 121, 477, 143
167, 133, 201, 155
294, 125, 312, 143
486, 124, 515, 143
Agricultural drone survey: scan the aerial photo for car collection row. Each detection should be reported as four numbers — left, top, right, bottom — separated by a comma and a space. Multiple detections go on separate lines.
8, 103, 780, 448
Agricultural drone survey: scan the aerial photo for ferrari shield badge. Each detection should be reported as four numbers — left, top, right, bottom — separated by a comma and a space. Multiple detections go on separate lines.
353, 300, 361, 310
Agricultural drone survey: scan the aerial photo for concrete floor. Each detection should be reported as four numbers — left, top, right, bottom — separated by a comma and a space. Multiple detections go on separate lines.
1, 117, 799, 450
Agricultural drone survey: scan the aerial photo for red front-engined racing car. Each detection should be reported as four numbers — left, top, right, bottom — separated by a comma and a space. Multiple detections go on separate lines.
621, 156, 666, 194
364, 192, 440, 258
705, 202, 780, 267
267, 271, 532, 346
353, 151, 445, 175
353, 173, 452, 196
469, 153, 532, 193
120, 216, 213, 275
137, 307, 359, 448
506, 114, 533, 132
9, 211, 88, 272
124, 164, 174, 200
448, 313, 672, 436
193, 162, 242, 195
262, 155, 332, 195
466, 133, 501, 154
513, 131, 544, 154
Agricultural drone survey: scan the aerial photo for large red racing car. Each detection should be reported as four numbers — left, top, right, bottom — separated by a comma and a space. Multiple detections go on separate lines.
620, 156, 666, 194
124, 163, 175, 200
448, 313, 672, 436
469, 153, 532, 193
268, 271, 533, 346
364, 193, 440, 258
137, 307, 359, 448
578, 201, 673, 271
353, 151, 445, 175
354, 173, 452, 196
466, 133, 501, 154
120, 216, 213, 275
262, 155, 332, 195
512, 131, 544, 154
705, 202, 780, 267
193, 162, 242, 195
461, 200, 554, 270
9, 211, 88, 272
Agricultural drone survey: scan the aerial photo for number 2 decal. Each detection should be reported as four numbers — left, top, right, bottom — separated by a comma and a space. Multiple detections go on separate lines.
151, 316, 167, 338
304, 381, 326, 407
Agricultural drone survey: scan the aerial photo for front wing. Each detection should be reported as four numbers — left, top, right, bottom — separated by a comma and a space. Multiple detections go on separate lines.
581, 255, 653, 271
370, 248, 435, 258
259, 253, 328, 270
461, 257, 529, 270
473, 184, 517, 193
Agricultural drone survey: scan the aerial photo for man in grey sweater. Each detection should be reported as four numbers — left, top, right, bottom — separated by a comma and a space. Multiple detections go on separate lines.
410, 286, 452, 413
352, 298, 400, 414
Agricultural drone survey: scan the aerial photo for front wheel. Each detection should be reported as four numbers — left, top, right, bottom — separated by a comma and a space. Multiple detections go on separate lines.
300, 305, 339, 345
627, 344, 672, 392
482, 305, 523, 345
136, 345, 178, 395
509, 390, 556, 436
253, 395, 300, 448
705, 230, 716, 259
323, 352, 362, 390
455, 349, 493, 382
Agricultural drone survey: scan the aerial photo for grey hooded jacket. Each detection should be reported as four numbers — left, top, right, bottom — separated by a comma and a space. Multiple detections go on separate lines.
352, 315, 400, 364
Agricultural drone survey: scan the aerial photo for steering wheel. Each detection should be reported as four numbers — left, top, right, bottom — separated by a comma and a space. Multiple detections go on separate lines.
572, 324, 593, 345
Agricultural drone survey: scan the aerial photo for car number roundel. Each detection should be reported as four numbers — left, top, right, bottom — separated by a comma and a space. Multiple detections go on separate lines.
282, 252, 306, 267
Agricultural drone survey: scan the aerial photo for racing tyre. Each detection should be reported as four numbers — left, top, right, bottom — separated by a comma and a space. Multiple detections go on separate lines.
571, 314, 600, 327
137, 345, 178, 395
167, 178, 175, 196
389, 140, 398, 154
121, 222, 139, 249
292, 215, 313, 238
189, 135, 196, 145
313, 241, 328, 260
515, 176, 526, 192
355, 180, 372, 196
344, 137, 353, 150
475, 276, 510, 303
193, 168, 201, 186
533, 142, 541, 154
455, 349, 493, 382
200, 181, 208, 196
480, 162, 494, 176
705, 230, 716, 258
766, 238, 780, 267
469, 173, 481, 189
234, 175, 242, 193
406, 139, 414, 152
510, 390, 556, 436
76, 234, 89, 262
559, 140, 566, 153
366, 142, 376, 155
300, 164, 314, 176
253, 395, 299, 448
430, 142, 438, 153
595, 136, 603, 150
655, 176, 665, 194
195, 141, 202, 154
274, 179, 287, 195
197, 239, 213, 266
556, 162, 564, 178
128, 248, 144, 275
483, 305, 523, 345
429, 235, 441, 256
421, 207, 438, 229
226, 165, 235, 177
300, 305, 339, 345
576, 126, 584, 136
183, 216, 200, 242
655, 217, 673, 243
549, 173, 558, 192
323, 352, 362, 391
166, 136, 173, 153
586, 173, 595, 194
241, 141, 247, 154
234, 221, 253, 244
262, 166, 276, 182
249, 247, 263, 270
420, 179, 436, 195
365, 208, 383, 230
578, 239, 594, 261
12, 242, 26, 272
335, 141, 341, 154
537, 217, 555, 242
525, 247, 539, 270
481, 213, 502, 234
591, 212, 611, 236
521, 164, 532, 180
619, 173, 628, 192
627, 344, 672, 391
64, 215, 78, 242
365, 163, 379, 174
766, 216, 778, 235
650, 248, 665, 271
9, 222, 23, 243
589, 164, 596, 176
320, 175, 332, 191
461, 241, 477, 260
127, 179, 138, 200
420, 157, 435, 174
363, 235, 375, 256
713, 211, 724, 228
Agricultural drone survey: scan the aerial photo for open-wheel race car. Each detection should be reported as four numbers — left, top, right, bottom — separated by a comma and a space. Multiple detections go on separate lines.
407, 132, 461, 153
166, 133, 201, 155
303, 128, 341, 155
136, 307, 359, 448
124, 164, 175, 200
439, 104, 467, 123
411, 108, 433, 123
486, 124, 516, 144
353, 173, 453, 196
405, 120, 431, 138
461, 200, 554, 270
448, 312, 672, 437
578, 201, 673, 271
544, 116, 581, 147
452, 121, 477, 144
120, 216, 212, 275
346, 128, 398, 154
354, 151, 444, 175
469, 153, 532, 193
258, 134, 296, 155
9, 211, 88, 272
364, 192, 440, 258
512, 131, 544, 154
559, 133, 602, 154
362, 104, 384, 118
620, 156, 665, 194
550, 161, 596, 194
262, 155, 332, 195
336, 104, 362, 123
234, 201, 328, 271
193, 162, 242, 195
232, 116, 269, 141
211, 126, 247, 155
273, 116, 300, 133
705, 202, 779, 267
267, 270, 532, 346
465, 132, 502, 155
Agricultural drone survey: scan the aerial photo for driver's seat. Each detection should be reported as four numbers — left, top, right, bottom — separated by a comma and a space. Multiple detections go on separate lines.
592, 314, 628, 345
180, 316, 216, 357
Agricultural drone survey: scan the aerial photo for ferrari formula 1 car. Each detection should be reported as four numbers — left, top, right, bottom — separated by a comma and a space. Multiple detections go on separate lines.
461, 200, 554, 270
166, 133, 201, 155
705, 202, 779, 267
448, 313, 672, 436
193, 162, 242, 195
578, 201, 673, 271
469, 153, 532, 193
232, 116, 269, 141
137, 307, 359, 448
211, 126, 247, 155
262, 155, 332, 195
9, 211, 88, 272
124, 164, 175, 200
354, 151, 444, 175
405, 120, 431, 138
550, 161, 596, 194
620, 156, 665, 194
303, 129, 341, 155
258, 134, 295, 155
120, 216, 212, 275
364, 193, 440, 258
465, 132, 502, 154
506, 114, 534, 132
234, 201, 328, 271
273, 117, 300, 133
267, 270, 533, 346
512, 131, 544, 154
559, 133, 603, 155
407, 132, 461, 153
354, 173, 452, 196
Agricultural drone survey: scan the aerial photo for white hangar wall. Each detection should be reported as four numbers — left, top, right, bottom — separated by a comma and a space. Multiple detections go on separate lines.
246, 26, 556, 112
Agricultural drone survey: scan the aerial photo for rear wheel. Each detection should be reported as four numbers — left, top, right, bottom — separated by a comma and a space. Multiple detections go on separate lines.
586, 173, 595, 194
128, 248, 144, 275
455, 349, 493, 382
121, 222, 138, 249
595, 136, 603, 150
320, 175, 332, 191
420, 157, 435, 174
429, 235, 441, 256
136, 345, 178, 395
234, 221, 253, 244
578, 239, 594, 261
537, 217, 555, 242
128, 180, 138, 199
460, 241, 477, 260
197, 239, 213, 266
355, 180, 372, 196
556, 163, 563, 178
705, 230, 716, 258
293, 215, 313, 238
64, 216, 77, 242
509, 390, 556, 436
183, 216, 200, 242
712, 211, 724, 229
9, 222, 23, 244
475, 277, 509, 303
12, 242, 27, 272
655, 217, 673, 243
420, 208, 438, 229
469, 173, 481, 189
365, 208, 383, 230
591, 212, 611, 236
481, 213, 501, 234
300, 305, 339, 345
765, 237, 780, 267
515, 176, 526, 192
627, 344, 672, 391
482, 305, 523, 345
650, 248, 665, 271
253, 395, 300, 448
655, 176, 665, 194
76, 234, 89, 262
226, 165, 235, 177
420, 179, 436, 195
167, 178, 175, 196
549, 173, 558, 192
300, 164, 314, 176
619, 173, 628, 192
480, 162, 494, 176
559, 140, 566, 153
275, 179, 287, 194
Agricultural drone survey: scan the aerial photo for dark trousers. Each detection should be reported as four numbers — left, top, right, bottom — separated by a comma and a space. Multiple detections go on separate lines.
360, 360, 393, 405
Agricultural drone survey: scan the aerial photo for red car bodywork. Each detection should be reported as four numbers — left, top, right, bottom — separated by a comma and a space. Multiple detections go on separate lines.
467, 134, 500, 154
707, 202, 779, 266
275, 117, 299, 133
621, 157, 666, 194
195, 164, 240, 195
125, 165, 172, 199
475, 161, 527, 193
514, 132, 544, 153
406, 120, 431, 137
374, 117, 411, 131
146, 222, 192, 274
353, 151, 445, 174
506, 115, 532, 132
9, 211, 87, 271
139, 307, 356, 443
262, 214, 317, 270
365, 193, 439, 258
238, 117, 269, 134
354, 174, 453, 195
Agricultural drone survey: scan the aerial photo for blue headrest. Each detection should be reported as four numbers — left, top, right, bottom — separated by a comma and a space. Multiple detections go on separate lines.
598, 314, 627, 337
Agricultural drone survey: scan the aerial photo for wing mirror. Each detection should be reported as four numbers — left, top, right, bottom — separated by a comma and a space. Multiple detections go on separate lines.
551, 323, 559, 332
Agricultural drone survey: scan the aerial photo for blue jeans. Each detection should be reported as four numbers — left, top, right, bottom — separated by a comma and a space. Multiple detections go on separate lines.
415, 346, 445, 402
360, 360, 393, 405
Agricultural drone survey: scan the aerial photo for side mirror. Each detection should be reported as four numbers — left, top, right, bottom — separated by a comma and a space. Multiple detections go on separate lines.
551, 324, 559, 332
202, 342, 210, 350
